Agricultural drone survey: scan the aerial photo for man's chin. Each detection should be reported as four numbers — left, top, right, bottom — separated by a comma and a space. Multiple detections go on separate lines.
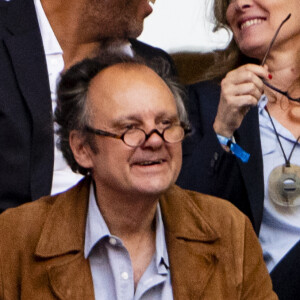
134, 182, 174, 198
127, 22, 144, 39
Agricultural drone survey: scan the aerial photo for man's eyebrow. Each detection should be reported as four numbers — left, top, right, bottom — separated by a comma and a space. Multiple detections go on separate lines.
156, 113, 179, 122
110, 115, 142, 127
110, 113, 179, 127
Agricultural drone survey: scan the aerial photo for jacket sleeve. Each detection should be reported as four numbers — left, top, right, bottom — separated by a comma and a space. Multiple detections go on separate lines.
241, 218, 278, 300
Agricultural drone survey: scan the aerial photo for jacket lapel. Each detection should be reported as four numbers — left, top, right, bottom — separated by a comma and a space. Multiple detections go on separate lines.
47, 254, 95, 300
33, 180, 220, 299
236, 106, 264, 234
35, 178, 95, 300
160, 186, 220, 299
3, 0, 53, 199
4, 0, 51, 122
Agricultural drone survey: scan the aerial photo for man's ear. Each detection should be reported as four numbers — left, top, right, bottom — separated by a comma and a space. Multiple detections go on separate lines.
69, 130, 94, 169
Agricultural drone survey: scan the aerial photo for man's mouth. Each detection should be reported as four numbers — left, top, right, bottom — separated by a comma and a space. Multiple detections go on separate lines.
240, 17, 266, 30
134, 159, 165, 166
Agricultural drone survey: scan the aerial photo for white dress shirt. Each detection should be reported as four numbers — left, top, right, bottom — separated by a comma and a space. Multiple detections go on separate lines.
85, 184, 173, 299
34, 0, 84, 195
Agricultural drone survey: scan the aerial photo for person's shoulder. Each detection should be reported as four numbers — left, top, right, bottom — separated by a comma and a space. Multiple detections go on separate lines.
130, 38, 167, 56
188, 78, 221, 94
185, 187, 244, 216
0, 194, 58, 269
165, 185, 249, 232
0, 194, 58, 237
0, 178, 89, 233
130, 39, 176, 76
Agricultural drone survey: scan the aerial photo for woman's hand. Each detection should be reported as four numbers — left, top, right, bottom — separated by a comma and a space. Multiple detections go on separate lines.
213, 64, 270, 137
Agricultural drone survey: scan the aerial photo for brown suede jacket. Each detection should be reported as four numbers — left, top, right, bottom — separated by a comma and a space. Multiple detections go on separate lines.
0, 178, 277, 299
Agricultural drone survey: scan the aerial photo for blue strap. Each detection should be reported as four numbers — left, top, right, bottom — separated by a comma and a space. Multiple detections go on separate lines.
216, 134, 250, 163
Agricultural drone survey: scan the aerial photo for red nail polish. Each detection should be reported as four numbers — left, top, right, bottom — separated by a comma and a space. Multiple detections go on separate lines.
268, 74, 272, 80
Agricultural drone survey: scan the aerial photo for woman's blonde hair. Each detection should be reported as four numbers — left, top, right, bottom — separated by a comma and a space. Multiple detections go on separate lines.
200, 0, 258, 81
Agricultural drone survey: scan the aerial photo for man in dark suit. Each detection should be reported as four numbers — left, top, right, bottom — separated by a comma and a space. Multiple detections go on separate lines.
0, 0, 174, 212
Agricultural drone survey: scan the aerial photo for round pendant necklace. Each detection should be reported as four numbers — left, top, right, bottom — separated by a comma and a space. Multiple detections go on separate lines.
265, 108, 300, 207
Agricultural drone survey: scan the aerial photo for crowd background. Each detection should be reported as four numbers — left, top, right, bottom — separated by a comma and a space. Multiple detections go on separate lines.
138, 0, 231, 84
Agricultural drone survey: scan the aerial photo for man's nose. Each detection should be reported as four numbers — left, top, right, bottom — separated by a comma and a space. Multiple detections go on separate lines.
143, 129, 164, 148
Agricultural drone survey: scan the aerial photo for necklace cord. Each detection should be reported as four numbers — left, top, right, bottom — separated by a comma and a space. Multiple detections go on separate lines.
265, 107, 300, 167
288, 136, 300, 162
263, 80, 300, 103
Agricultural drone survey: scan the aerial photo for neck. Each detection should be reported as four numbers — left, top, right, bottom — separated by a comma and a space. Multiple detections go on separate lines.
264, 46, 300, 92
94, 184, 159, 239
94, 183, 158, 288
264, 49, 300, 138
41, 0, 129, 68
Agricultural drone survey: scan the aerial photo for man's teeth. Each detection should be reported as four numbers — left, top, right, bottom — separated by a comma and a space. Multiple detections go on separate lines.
241, 18, 264, 29
138, 160, 163, 166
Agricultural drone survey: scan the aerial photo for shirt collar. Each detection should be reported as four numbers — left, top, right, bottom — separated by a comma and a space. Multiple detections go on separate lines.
258, 94, 299, 156
155, 200, 170, 272
258, 94, 277, 155
84, 184, 110, 259
84, 183, 169, 271
33, 0, 63, 55
258, 94, 268, 114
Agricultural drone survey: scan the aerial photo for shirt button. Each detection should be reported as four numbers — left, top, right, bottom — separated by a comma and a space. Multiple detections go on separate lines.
121, 272, 129, 280
109, 237, 117, 245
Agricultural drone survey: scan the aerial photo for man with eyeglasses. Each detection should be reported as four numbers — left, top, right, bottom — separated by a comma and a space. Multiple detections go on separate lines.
0, 53, 277, 299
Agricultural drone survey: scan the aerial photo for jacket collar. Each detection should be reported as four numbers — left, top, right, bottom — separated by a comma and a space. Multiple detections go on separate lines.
160, 185, 220, 299
34, 178, 220, 299
35, 178, 90, 257
35, 178, 95, 299
236, 106, 264, 234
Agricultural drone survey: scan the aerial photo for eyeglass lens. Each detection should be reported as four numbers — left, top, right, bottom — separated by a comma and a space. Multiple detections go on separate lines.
123, 126, 185, 147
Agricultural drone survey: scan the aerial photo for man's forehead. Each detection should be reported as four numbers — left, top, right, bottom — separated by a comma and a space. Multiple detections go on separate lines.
86, 63, 177, 123
110, 111, 179, 126
91, 63, 151, 82
88, 63, 171, 100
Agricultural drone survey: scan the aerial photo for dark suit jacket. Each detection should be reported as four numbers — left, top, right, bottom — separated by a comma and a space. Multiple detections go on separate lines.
0, 178, 276, 299
177, 80, 264, 234
177, 80, 300, 300
0, 0, 175, 212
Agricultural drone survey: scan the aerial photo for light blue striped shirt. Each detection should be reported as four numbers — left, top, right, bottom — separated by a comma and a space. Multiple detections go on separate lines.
258, 95, 300, 272
84, 184, 173, 299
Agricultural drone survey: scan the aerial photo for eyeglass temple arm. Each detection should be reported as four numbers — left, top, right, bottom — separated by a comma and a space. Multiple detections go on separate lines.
261, 13, 291, 66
